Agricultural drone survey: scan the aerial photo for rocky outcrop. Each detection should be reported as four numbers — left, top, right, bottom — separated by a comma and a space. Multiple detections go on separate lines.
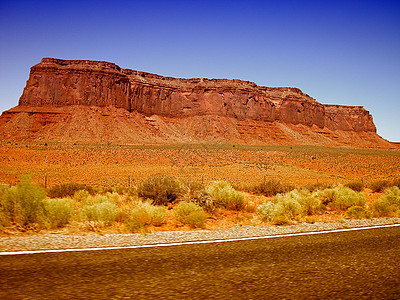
18, 58, 376, 133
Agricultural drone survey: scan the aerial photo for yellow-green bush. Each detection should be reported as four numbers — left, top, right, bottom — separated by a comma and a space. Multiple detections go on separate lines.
345, 181, 364, 192
252, 179, 294, 197
174, 201, 208, 228
315, 186, 365, 211
0, 175, 46, 227
259, 189, 323, 222
73, 190, 91, 202
373, 186, 400, 217
48, 183, 94, 198
369, 180, 390, 193
42, 198, 75, 228
81, 195, 118, 226
137, 175, 184, 205
273, 191, 304, 218
346, 206, 371, 219
191, 190, 218, 213
128, 203, 167, 229
205, 181, 246, 210
291, 189, 322, 215
258, 201, 278, 221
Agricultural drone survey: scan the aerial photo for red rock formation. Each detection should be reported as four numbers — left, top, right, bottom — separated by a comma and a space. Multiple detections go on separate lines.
1, 57, 390, 147
18, 58, 375, 133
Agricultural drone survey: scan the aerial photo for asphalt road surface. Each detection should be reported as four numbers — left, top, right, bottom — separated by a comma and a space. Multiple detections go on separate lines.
0, 226, 399, 299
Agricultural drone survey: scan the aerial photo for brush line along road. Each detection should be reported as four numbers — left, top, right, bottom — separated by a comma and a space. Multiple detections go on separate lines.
0, 226, 399, 299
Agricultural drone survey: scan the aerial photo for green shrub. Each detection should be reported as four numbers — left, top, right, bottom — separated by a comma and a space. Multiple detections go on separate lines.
183, 210, 209, 228
284, 189, 322, 215
252, 179, 294, 197
329, 186, 366, 211
272, 215, 291, 225
124, 219, 143, 232
315, 186, 366, 211
137, 175, 184, 205
346, 206, 370, 219
174, 202, 208, 228
42, 198, 75, 228
128, 203, 167, 229
303, 182, 333, 192
259, 191, 303, 222
369, 180, 390, 193
191, 190, 218, 213
315, 188, 337, 205
73, 190, 91, 202
205, 181, 246, 210
0, 210, 8, 230
81, 201, 118, 225
181, 179, 204, 198
373, 186, 400, 217
259, 189, 322, 222
0, 175, 46, 226
345, 181, 364, 192
82, 193, 117, 206
379, 186, 400, 207
392, 178, 400, 189
274, 193, 303, 218
0, 184, 10, 198
48, 183, 94, 198
0, 186, 16, 224
258, 201, 278, 221
373, 199, 394, 217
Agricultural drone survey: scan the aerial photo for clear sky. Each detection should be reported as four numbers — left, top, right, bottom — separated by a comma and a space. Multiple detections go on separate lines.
1, 0, 399, 142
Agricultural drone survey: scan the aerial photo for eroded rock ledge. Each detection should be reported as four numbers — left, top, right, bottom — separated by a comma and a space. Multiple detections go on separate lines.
18, 58, 375, 133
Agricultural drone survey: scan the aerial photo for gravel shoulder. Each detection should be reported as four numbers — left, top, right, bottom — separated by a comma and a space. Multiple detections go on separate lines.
1, 217, 399, 253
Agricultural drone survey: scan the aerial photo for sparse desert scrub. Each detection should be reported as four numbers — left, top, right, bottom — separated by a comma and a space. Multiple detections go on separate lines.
392, 178, 400, 189
258, 201, 278, 222
48, 182, 95, 198
344, 181, 364, 192
251, 179, 294, 197
345, 206, 371, 219
73, 189, 91, 202
205, 181, 246, 210
81, 196, 118, 226
42, 198, 75, 228
303, 182, 333, 192
273, 190, 306, 218
174, 201, 208, 228
327, 186, 366, 211
369, 180, 390, 193
373, 186, 400, 217
137, 174, 184, 205
294, 189, 323, 215
259, 187, 338, 223
125, 202, 167, 232
189, 189, 221, 213
315, 186, 366, 211
258, 189, 318, 222
0, 175, 46, 227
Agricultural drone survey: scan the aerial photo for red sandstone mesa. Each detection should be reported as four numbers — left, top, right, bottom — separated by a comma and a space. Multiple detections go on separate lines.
0, 58, 393, 147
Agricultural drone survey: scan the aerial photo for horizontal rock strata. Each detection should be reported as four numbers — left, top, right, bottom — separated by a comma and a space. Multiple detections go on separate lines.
18, 58, 375, 132
0, 58, 393, 147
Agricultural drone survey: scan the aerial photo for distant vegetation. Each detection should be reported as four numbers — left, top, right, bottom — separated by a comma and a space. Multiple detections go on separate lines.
0, 175, 399, 233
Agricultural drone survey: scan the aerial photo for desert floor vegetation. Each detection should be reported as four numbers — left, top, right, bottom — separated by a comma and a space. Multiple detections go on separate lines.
0, 172, 399, 235
1, 142, 399, 189
0, 142, 399, 234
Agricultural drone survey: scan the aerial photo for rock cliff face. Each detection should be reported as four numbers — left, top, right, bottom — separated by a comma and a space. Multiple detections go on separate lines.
18, 58, 375, 133
1, 58, 390, 147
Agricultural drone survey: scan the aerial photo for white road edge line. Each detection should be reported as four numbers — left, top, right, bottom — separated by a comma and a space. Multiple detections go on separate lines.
1, 223, 399, 256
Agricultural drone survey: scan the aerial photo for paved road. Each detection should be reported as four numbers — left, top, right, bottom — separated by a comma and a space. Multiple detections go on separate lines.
0, 226, 399, 299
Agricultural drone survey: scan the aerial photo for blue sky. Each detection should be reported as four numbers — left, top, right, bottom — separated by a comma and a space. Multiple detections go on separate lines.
1, 0, 399, 142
